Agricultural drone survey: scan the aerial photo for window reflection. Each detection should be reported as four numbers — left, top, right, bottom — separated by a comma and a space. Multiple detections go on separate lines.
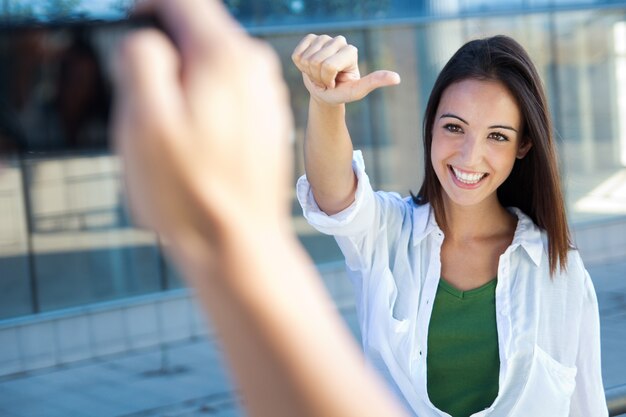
615, 21, 626, 167
23, 154, 163, 312
0, 23, 167, 318
1, 4, 626, 319
0, 154, 32, 318
271, 8, 626, 264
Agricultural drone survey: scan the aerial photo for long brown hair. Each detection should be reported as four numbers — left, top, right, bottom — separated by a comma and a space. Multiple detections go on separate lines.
413, 35, 571, 275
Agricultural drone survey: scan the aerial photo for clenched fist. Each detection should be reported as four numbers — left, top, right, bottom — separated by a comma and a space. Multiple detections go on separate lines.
292, 33, 401, 105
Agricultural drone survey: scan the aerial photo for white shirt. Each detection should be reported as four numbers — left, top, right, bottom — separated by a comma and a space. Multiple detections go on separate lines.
297, 151, 608, 417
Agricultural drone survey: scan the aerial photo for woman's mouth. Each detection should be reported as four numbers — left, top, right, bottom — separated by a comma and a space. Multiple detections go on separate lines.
449, 165, 488, 185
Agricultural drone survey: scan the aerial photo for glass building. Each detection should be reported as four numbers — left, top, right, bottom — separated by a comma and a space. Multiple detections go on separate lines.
0, 0, 626, 376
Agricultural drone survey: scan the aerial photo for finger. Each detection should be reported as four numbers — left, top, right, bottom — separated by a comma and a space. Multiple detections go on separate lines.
291, 33, 318, 67
348, 70, 401, 101
134, 0, 244, 62
317, 42, 357, 89
307, 36, 349, 88
112, 29, 185, 150
301, 34, 334, 60
112, 29, 187, 231
299, 34, 333, 87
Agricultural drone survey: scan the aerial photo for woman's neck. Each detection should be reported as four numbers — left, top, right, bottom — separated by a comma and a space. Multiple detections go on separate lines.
440, 196, 517, 244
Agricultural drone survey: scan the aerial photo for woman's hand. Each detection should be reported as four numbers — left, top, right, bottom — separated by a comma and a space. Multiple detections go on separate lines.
292, 33, 400, 105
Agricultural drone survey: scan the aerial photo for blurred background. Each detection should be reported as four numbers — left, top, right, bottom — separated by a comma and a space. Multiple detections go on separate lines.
0, 0, 625, 416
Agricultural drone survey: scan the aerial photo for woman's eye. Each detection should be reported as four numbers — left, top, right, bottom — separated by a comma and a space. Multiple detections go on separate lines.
444, 124, 462, 133
489, 132, 509, 142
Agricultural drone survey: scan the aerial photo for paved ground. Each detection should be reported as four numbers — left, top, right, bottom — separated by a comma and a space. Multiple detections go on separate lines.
0, 258, 624, 417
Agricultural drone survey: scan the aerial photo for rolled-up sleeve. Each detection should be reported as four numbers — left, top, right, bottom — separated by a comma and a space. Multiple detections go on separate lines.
569, 271, 609, 417
296, 150, 376, 238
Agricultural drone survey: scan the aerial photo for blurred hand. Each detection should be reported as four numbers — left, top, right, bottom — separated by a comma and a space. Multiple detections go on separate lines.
291, 34, 400, 105
110, 7, 412, 417
112, 0, 293, 259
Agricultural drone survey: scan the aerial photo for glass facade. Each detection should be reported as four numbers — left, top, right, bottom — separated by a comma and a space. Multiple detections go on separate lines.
282, 4, 626, 266
1, 0, 626, 320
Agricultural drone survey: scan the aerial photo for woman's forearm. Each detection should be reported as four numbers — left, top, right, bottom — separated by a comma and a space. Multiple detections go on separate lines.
304, 98, 357, 215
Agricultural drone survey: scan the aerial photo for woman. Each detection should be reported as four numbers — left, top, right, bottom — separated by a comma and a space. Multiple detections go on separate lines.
292, 34, 608, 417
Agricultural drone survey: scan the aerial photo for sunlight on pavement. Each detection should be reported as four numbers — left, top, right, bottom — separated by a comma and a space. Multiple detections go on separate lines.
575, 169, 626, 215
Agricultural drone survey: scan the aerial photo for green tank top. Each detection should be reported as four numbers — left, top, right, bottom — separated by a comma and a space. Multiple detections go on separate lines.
426, 277, 500, 417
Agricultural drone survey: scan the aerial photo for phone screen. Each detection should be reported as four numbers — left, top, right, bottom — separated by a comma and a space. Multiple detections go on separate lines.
0, 17, 151, 154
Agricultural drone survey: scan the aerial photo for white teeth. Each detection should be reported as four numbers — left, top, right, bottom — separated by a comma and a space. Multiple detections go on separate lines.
451, 166, 486, 184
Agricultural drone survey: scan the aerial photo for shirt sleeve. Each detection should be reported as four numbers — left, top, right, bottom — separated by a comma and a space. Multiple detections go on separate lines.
569, 269, 609, 417
296, 150, 376, 238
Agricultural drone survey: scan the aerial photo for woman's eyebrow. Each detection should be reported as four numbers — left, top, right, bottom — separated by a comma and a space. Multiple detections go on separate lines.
489, 124, 518, 133
440, 113, 468, 124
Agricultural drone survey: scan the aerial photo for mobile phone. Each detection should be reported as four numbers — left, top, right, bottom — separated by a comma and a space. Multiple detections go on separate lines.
0, 15, 159, 154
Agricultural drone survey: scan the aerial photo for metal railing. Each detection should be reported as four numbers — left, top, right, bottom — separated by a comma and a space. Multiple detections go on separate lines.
608, 384, 626, 416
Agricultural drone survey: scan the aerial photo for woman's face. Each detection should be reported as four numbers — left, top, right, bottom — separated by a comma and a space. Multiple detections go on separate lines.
431, 78, 531, 210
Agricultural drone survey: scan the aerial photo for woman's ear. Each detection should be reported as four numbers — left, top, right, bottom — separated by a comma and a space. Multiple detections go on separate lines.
516, 138, 532, 159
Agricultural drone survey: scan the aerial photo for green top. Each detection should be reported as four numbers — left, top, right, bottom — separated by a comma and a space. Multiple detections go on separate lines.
426, 277, 500, 417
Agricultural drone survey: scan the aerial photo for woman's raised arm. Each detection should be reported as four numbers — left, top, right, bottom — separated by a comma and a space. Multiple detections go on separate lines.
292, 34, 400, 215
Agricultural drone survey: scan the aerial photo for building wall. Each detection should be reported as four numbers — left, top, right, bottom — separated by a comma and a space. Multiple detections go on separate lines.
0, 220, 624, 378
1, 1, 626, 368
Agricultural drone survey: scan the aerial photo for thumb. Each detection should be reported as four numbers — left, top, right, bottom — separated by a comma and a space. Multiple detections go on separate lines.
112, 30, 185, 147
350, 70, 400, 101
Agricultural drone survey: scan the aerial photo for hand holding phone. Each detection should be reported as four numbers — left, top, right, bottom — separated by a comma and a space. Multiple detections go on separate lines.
111, 0, 293, 248
111, 3, 409, 417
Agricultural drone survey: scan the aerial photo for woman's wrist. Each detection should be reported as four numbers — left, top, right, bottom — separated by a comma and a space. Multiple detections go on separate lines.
309, 94, 346, 112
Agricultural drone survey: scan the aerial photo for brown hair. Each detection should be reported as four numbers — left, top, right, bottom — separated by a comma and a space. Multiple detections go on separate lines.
413, 35, 571, 275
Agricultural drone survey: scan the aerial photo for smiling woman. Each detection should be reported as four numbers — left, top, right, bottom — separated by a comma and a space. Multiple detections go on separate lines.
418, 36, 569, 278
431, 79, 529, 219
292, 34, 608, 417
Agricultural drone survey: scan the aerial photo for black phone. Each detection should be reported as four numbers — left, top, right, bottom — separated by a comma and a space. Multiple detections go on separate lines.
0, 15, 158, 154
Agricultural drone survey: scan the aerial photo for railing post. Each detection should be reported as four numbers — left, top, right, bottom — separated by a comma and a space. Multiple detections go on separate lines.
607, 383, 626, 416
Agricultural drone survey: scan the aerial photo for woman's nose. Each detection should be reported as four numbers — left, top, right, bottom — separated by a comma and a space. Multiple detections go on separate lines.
460, 134, 483, 166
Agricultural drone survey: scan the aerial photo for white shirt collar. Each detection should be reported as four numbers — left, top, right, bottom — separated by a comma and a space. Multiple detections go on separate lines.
411, 203, 544, 267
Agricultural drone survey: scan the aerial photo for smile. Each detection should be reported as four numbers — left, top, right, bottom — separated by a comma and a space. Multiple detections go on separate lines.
449, 165, 488, 185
